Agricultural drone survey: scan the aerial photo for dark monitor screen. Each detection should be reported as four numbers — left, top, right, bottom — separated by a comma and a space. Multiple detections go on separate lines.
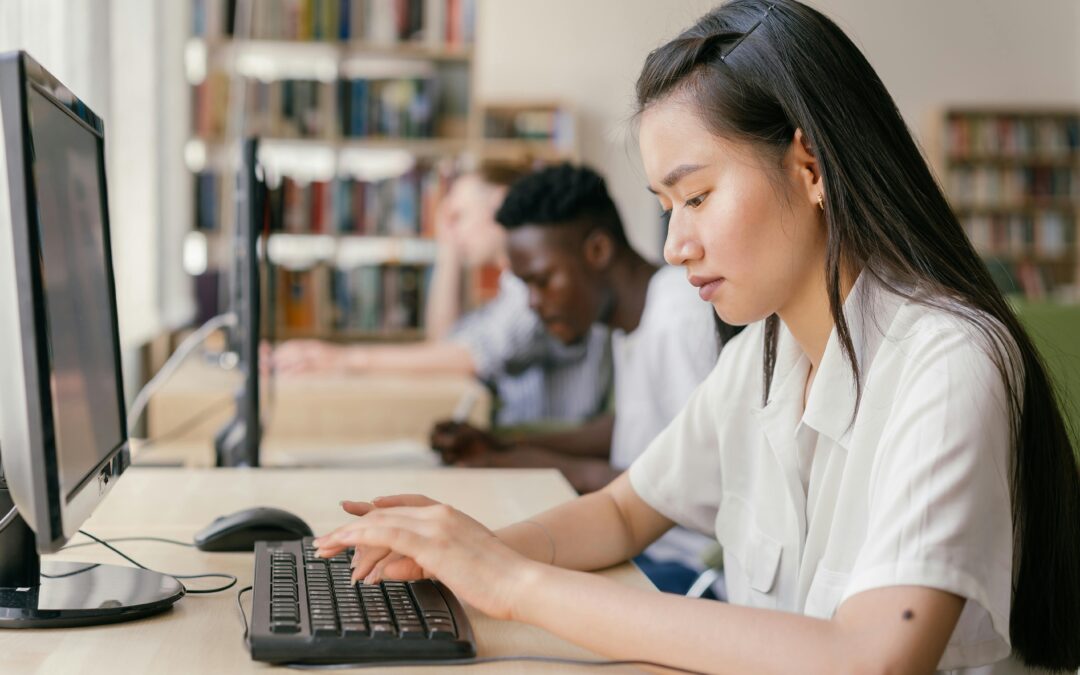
25, 85, 124, 501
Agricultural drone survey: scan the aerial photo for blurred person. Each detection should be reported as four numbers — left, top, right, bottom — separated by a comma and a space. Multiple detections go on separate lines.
270, 163, 611, 426
430, 164, 738, 595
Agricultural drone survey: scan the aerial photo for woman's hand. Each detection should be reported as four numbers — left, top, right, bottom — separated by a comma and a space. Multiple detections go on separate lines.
341, 496, 429, 584
314, 496, 544, 621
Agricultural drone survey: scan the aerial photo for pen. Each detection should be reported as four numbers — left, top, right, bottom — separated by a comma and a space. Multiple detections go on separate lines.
452, 389, 479, 423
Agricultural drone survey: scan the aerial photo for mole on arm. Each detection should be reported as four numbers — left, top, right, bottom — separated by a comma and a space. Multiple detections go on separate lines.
902, 609, 915, 621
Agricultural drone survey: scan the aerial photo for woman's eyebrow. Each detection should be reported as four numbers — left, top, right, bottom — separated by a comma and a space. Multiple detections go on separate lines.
647, 163, 707, 194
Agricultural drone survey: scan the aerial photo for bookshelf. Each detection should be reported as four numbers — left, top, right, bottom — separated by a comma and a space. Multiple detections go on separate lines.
942, 109, 1080, 301
185, 1, 578, 341
479, 101, 580, 164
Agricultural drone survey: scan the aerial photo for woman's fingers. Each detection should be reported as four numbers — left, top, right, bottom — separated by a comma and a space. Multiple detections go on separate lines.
350, 545, 391, 581
341, 500, 374, 517
384, 555, 426, 581
371, 494, 440, 508
314, 509, 441, 559
364, 556, 391, 585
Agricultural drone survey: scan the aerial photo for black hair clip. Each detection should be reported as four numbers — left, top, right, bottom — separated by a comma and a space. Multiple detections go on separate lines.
721, 2, 778, 62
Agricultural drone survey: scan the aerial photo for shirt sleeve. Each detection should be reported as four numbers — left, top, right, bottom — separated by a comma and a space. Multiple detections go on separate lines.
650, 306, 721, 422
843, 323, 1014, 668
628, 356, 726, 537
447, 276, 546, 380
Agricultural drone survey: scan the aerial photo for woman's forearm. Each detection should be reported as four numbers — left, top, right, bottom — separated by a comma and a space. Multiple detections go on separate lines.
511, 568, 960, 675
495, 474, 672, 571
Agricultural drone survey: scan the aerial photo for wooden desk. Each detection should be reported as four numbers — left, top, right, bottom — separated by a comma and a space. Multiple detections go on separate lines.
5, 467, 652, 674
147, 359, 491, 446
133, 438, 444, 469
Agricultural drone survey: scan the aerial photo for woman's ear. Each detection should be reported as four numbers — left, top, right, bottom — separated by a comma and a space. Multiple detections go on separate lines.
583, 230, 615, 271
792, 128, 823, 208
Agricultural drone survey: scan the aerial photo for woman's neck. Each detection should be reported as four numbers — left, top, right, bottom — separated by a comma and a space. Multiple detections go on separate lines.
779, 264, 858, 374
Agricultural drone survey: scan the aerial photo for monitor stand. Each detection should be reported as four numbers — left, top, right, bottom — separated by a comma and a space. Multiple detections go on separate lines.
0, 483, 184, 628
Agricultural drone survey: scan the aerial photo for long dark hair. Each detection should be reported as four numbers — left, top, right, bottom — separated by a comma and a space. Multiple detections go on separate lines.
635, 1, 1080, 668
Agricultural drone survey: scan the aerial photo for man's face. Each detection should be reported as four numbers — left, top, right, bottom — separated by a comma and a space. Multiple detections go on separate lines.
506, 224, 607, 345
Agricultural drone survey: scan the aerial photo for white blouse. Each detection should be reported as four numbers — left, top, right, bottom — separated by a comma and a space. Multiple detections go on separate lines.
629, 273, 1030, 674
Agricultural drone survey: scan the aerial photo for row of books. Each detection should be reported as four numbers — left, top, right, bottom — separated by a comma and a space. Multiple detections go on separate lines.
947, 166, 1078, 206
195, 162, 454, 236
483, 107, 574, 142
193, 75, 460, 140
961, 212, 1074, 258
193, 0, 475, 46
946, 114, 1080, 159
274, 264, 428, 334
339, 77, 438, 138
277, 164, 452, 236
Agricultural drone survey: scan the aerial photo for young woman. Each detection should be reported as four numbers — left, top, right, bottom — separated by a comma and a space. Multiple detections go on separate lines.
313, 2, 1080, 672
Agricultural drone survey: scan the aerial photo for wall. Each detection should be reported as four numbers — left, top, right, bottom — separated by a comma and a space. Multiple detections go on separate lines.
0, 0, 194, 349
476, 0, 1080, 261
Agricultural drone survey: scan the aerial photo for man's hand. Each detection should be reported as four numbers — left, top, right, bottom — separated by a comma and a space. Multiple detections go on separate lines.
429, 421, 505, 466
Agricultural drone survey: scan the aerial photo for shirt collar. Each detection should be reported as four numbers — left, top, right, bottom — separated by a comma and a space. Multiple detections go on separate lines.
754, 272, 908, 449
801, 272, 908, 447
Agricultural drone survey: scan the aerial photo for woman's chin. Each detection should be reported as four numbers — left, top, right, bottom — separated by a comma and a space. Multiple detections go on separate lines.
712, 299, 767, 328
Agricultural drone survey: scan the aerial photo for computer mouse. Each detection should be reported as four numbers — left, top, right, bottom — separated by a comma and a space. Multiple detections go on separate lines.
193, 506, 314, 552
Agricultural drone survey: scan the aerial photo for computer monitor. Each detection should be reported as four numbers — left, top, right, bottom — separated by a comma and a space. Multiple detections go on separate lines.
0, 51, 183, 627
214, 137, 263, 467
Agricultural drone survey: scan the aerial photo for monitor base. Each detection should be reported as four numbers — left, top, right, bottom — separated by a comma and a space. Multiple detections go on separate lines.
0, 561, 184, 628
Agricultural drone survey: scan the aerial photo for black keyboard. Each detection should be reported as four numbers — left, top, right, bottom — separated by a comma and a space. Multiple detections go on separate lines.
249, 538, 476, 664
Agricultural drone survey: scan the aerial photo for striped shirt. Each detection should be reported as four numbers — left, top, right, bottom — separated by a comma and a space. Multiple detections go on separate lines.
449, 271, 612, 426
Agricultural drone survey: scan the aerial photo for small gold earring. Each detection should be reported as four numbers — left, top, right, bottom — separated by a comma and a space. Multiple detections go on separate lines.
817, 193, 825, 211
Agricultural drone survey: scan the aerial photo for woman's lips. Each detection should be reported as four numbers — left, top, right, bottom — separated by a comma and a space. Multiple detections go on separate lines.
688, 275, 725, 301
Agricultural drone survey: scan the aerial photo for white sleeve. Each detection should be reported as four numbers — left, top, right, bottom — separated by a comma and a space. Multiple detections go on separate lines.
651, 306, 721, 423
448, 281, 546, 379
628, 359, 724, 537
843, 326, 1014, 668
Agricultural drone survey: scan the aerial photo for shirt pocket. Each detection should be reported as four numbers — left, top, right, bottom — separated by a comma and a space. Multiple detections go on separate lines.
715, 495, 783, 607
804, 566, 851, 619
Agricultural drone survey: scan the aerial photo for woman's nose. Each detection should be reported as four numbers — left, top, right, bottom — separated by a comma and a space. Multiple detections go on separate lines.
663, 210, 704, 266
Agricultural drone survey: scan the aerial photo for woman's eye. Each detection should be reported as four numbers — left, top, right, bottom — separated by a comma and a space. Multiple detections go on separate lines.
685, 193, 708, 209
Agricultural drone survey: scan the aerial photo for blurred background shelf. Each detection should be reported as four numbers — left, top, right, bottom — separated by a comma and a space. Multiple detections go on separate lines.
185, 0, 579, 344
942, 108, 1080, 301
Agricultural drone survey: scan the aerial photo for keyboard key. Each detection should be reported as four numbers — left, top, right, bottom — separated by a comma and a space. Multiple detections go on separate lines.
410, 580, 451, 617
429, 628, 456, 640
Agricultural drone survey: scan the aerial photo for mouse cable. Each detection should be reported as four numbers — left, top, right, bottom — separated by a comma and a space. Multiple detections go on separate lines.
237, 585, 254, 645
49, 530, 238, 594
233, 586, 705, 675
62, 535, 195, 549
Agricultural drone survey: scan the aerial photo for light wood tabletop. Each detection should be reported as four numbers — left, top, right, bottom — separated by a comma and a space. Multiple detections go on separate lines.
4, 466, 654, 675
146, 359, 491, 448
